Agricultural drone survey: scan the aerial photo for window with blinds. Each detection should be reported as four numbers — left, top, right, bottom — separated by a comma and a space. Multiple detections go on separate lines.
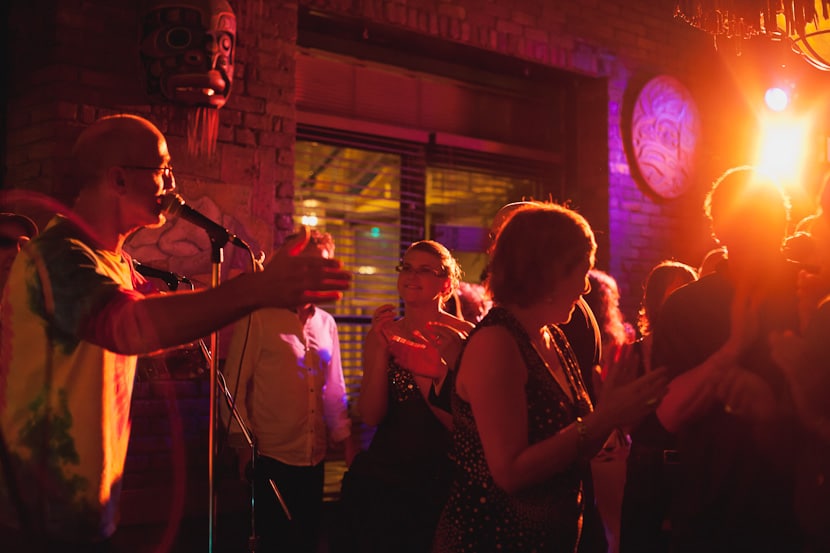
294, 126, 425, 413
293, 124, 566, 421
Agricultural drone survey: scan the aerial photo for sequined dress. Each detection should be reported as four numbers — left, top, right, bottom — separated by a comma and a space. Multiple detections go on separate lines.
432, 306, 593, 553
339, 359, 453, 553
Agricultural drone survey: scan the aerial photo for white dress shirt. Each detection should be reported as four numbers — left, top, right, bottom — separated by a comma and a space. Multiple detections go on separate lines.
222, 305, 351, 466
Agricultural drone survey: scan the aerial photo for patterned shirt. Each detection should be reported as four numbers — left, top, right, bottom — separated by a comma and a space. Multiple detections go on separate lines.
0, 215, 141, 542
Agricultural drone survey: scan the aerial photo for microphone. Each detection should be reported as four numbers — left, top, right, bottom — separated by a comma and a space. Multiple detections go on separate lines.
133, 260, 192, 291
161, 192, 247, 248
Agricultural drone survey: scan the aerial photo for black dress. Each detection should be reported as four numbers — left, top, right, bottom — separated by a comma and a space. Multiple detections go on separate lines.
432, 307, 593, 553
337, 359, 453, 553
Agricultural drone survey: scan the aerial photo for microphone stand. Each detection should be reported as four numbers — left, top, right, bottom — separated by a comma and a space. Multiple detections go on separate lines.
212, 364, 294, 552
167, 202, 291, 552
203, 230, 292, 553
207, 236, 224, 553
208, 348, 255, 552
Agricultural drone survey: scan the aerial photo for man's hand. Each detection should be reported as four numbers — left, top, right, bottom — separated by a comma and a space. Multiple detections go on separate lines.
261, 227, 351, 307
594, 367, 669, 431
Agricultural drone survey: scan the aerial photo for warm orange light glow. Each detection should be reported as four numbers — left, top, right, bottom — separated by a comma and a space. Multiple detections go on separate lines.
754, 114, 811, 185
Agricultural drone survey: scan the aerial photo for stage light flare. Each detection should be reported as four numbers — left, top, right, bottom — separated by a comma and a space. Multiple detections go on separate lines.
764, 87, 789, 111
754, 113, 811, 185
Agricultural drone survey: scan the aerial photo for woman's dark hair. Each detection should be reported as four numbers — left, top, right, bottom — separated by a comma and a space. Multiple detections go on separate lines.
637, 260, 698, 336
487, 202, 596, 308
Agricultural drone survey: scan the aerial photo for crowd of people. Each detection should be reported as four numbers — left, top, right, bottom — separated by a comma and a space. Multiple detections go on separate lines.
0, 113, 828, 553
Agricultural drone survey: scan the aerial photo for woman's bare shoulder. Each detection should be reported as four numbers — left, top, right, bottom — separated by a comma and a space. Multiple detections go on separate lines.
457, 325, 526, 396
463, 325, 520, 364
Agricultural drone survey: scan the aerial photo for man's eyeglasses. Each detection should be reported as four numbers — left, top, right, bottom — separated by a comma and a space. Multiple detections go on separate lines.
121, 165, 175, 188
394, 263, 447, 278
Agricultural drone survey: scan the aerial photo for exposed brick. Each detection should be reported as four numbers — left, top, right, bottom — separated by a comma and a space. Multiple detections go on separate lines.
495, 18, 523, 36
511, 10, 535, 27
226, 94, 267, 114
438, 14, 449, 36
418, 11, 430, 33
258, 130, 283, 147
525, 26, 550, 44
429, 12, 439, 34
234, 126, 257, 146
277, 147, 293, 166
218, 124, 235, 143
449, 18, 462, 40
460, 21, 472, 41
407, 7, 419, 27
438, 4, 466, 19
483, 2, 511, 19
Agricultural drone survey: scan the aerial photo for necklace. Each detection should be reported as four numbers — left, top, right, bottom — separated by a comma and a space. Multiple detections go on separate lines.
530, 326, 592, 413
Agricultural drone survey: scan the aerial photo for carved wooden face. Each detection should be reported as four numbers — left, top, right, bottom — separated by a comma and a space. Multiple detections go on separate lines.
140, 0, 236, 108
630, 75, 700, 199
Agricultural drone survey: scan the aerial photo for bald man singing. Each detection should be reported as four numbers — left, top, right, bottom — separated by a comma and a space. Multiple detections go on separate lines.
0, 114, 351, 551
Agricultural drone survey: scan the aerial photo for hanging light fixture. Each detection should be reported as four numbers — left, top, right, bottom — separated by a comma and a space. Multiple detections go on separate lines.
782, 0, 830, 70
675, 0, 830, 70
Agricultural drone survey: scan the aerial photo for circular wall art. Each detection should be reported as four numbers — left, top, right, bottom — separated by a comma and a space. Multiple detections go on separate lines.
630, 75, 701, 199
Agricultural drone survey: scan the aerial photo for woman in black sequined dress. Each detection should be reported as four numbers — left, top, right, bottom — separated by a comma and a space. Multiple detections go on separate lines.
337, 240, 473, 553
432, 202, 668, 553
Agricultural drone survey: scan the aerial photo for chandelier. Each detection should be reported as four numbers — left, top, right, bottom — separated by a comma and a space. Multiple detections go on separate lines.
675, 0, 830, 70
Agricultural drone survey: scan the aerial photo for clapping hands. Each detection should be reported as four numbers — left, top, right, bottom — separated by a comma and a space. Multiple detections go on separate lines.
387, 322, 468, 380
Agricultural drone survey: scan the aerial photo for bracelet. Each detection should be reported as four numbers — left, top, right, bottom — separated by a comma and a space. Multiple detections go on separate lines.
575, 416, 590, 460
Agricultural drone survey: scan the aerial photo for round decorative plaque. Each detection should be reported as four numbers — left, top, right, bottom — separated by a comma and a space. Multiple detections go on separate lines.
630, 75, 701, 199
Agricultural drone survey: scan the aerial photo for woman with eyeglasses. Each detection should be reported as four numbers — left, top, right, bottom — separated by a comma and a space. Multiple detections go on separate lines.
336, 240, 473, 553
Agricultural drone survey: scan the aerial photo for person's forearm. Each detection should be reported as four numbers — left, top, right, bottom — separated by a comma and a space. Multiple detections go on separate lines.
150, 272, 266, 346
490, 417, 609, 494
105, 272, 266, 354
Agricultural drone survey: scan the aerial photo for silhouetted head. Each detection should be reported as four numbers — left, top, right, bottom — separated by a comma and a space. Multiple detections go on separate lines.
488, 201, 596, 310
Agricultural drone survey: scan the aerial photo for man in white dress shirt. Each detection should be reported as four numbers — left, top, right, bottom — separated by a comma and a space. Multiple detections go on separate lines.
223, 229, 356, 553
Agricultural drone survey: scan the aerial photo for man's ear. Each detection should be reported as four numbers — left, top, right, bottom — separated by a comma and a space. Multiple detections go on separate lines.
15, 236, 30, 252
106, 166, 127, 192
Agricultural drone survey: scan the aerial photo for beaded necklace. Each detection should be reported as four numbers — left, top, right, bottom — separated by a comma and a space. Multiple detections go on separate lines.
530, 326, 593, 415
